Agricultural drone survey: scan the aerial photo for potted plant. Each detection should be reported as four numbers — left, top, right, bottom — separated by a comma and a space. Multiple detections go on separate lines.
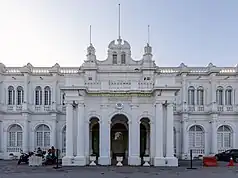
89, 153, 97, 166
116, 156, 123, 166
143, 154, 150, 166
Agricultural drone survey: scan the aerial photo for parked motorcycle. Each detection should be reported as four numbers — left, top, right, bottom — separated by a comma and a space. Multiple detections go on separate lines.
17, 152, 34, 165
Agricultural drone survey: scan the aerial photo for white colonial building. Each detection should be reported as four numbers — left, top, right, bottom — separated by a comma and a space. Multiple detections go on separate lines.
0, 37, 237, 167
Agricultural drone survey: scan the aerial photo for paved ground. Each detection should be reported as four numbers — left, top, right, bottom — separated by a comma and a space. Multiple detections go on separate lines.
0, 160, 237, 178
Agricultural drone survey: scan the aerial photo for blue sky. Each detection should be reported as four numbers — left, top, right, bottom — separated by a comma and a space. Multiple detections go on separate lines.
0, 0, 237, 67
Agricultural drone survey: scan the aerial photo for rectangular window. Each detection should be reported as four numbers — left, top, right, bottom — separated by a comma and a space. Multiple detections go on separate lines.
217, 91, 223, 105
8, 90, 15, 105
36, 132, 43, 146
17, 90, 22, 105
44, 91, 48, 105
112, 54, 117, 64
8, 91, 12, 105
197, 90, 204, 105
9, 132, 16, 147
225, 91, 232, 105
36, 91, 39, 105
121, 54, 126, 64
17, 132, 23, 147
224, 133, 231, 147
44, 132, 50, 147
188, 90, 195, 105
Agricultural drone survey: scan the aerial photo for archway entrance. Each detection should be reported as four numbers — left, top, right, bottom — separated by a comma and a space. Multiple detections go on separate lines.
140, 118, 150, 157
110, 114, 129, 165
89, 117, 100, 158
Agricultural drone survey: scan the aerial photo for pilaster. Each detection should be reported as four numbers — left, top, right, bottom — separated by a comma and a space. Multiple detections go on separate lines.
98, 104, 111, 165
154, 101, 165, 166
52, 80, 57, 111
128, 104, 140, 166
211, 114, 218, 154
181, 114, 189, 159
51, 113, 57, 148
165, 102, 178, 166
75, 102, 86, 166
23, 73, 29, 111
22, 113, 29, 153
62, 101, 74, 166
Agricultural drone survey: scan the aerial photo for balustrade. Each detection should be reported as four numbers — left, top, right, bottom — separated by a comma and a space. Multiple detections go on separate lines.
178, 104, 237, 113
84, 80, 154, 90
7, 147, 22, 153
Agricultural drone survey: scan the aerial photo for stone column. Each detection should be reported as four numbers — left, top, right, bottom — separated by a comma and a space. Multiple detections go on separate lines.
154, 102, 165, 166
22, 114, 29, 153
98, 105, 111, 165
51, 114, 57, 148
165, 102, 178, 166
62, 102, 74, 166
128, 105, 140, 165
75, 103, 86, 166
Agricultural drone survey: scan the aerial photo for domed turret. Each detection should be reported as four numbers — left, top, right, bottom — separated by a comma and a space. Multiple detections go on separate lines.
107, 38, 131, 65
86, 43, 96, 62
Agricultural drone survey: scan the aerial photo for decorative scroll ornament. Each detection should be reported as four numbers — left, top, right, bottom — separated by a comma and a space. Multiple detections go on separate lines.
115, 102, 123, 110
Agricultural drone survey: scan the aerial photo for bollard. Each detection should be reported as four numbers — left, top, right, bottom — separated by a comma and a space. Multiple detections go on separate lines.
187, 149, 197, 169
53, 149, 61, 169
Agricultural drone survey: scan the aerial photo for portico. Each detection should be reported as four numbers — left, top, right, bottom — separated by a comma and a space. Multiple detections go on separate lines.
61, 89, 178, 167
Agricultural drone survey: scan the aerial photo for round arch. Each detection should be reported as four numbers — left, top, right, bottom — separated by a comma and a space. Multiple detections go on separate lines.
140, 117, 150, 130
138, 113, 153, 123
111, 114, 129, 130
33, 122, 52, 132
216, 123, 235, 133
187, 123, 206, 132
87, 113, 101, 123
7, 123, 23, 132
109, 111, 131, 123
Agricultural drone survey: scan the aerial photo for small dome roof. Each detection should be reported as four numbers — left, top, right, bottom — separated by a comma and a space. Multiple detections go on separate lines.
108, 39, 131, 50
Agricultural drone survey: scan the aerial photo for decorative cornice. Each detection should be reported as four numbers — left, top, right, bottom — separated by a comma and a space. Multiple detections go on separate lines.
1, 62, 237, 75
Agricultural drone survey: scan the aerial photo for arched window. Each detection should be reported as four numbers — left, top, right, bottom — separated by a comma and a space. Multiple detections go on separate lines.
112, 53, 117, 64
35, 124, 50, 149
7, 124, 22, 152
197, 86, 204, 105
188, 125, 205, 155
35, 86, 42, 105
188, 86, 195, 105
216, 86, 223, 105
217, 125, 232, 152
8, 86, 15, 105
121, 52, 126, 64
225, 87, 232, 105
17, 86, 24, 105
62, 126, 66, 153
44, 86, 51, 105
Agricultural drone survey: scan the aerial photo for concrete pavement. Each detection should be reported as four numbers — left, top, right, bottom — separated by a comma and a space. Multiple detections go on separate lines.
0, 160, 237, 178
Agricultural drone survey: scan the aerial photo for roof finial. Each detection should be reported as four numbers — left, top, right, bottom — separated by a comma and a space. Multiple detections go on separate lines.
147, 25, 150, 45
89, 25, 92, 45
118, 4, 121, 40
